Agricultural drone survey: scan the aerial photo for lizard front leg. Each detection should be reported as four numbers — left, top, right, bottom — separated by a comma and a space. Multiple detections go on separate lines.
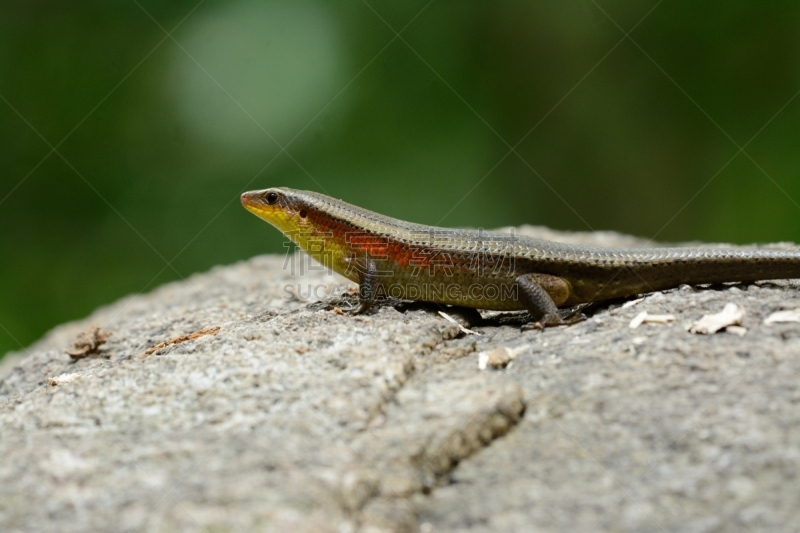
344, 257, 382, 315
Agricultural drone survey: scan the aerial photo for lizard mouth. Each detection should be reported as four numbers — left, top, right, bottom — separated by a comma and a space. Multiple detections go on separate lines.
240, 190, 280, 220
240, 190, 266, 211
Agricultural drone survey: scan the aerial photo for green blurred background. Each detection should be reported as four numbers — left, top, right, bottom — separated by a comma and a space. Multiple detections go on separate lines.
2, 0, 800, 358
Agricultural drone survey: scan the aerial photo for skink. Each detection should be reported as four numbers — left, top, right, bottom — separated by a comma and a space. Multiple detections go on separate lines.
241, 188, 800, 327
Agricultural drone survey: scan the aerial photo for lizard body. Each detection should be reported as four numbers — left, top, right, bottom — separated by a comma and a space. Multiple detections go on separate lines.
241, 188, 800, 327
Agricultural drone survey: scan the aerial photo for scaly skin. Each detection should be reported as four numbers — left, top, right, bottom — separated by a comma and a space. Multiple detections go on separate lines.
241, 187, 800, 326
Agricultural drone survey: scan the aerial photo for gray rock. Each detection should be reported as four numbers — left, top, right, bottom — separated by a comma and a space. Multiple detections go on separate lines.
2, 228, 800, 532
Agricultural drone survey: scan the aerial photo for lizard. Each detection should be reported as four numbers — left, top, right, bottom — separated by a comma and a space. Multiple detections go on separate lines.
241, 187, 800, 328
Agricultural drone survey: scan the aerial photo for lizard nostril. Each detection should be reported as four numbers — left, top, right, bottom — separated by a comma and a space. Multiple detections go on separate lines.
299, 209, 307, 218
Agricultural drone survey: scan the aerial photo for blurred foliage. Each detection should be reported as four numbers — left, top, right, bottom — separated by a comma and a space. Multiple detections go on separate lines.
2, 0, 800, 357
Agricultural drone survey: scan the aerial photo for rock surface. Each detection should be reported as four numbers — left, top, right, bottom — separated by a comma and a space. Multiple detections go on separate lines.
2, 227, 800, 532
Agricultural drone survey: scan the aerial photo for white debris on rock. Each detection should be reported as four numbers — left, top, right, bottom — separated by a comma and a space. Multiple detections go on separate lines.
726, 325, 747, 337
47, 373, 82, 386
629, 311, 676, 329
764, 309, 800, 325
438, 311, 481, 336
688, 303, 745, 335
478, 345, 530, 370
621, 297, 644, 309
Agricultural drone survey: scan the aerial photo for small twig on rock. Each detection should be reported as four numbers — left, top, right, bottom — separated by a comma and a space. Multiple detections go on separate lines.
141, 326, 221, 358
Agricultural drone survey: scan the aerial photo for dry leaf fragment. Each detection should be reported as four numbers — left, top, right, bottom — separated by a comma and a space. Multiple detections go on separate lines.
688, 303, 745, 335
48, 373, 82, 386
141, 326, 221, 358
629, 311, 676, 329
764, 309, 800, 325
65, 326, 112, 359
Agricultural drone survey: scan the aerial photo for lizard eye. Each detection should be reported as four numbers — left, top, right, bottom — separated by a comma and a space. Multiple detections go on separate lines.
265, 192, 279, 205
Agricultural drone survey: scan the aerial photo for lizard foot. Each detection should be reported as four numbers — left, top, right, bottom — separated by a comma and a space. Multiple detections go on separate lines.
521, 311, 586, 331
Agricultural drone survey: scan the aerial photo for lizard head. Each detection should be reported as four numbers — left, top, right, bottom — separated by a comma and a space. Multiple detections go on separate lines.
241, 187, 353, 276
240, 187, 312, 235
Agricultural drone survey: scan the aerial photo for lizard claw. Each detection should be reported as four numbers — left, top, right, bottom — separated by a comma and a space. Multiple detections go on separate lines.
342, 301, 371, 315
